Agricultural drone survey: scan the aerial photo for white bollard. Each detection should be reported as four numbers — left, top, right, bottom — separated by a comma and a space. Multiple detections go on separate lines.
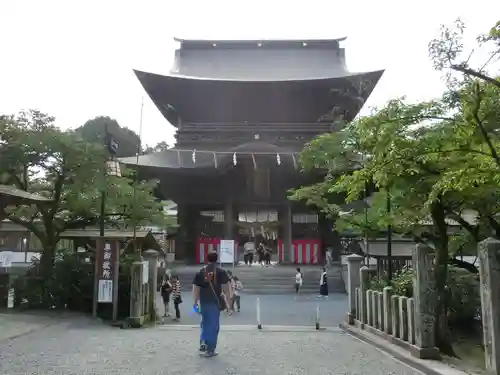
257, 297, 262, 329
315, 305, 320, 330
7, 288, 14, 309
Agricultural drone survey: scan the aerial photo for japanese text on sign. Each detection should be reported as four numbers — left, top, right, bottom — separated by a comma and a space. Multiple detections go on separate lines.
102, 243, 112, 279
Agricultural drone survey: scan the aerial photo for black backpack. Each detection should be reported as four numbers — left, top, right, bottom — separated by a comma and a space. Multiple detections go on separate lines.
201, 265, 227, 311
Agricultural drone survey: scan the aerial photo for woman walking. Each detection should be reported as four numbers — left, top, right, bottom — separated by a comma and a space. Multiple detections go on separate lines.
319, 267, 328, 298
171, 275, 182, 321
161, 276, 173, 317
294, 268, 303, 299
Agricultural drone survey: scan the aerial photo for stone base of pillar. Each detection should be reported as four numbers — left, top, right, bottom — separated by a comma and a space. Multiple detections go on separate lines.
126, 315, 145, 328
347, 312, 355, 325
409, 346, 440, 360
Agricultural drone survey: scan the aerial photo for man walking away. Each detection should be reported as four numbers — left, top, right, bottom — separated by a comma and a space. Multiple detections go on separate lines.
193, 251, 231, 357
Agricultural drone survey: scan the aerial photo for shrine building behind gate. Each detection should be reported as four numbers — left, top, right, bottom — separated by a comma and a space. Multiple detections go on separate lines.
120, 38, 383, 264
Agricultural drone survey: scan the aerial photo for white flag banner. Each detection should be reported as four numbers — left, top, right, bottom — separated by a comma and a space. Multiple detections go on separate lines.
219, 240, 235, 265
0, 251, 13, 268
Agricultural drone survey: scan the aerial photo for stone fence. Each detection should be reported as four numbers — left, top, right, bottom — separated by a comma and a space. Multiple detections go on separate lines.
478, 238, 500, 374
345, 244, 439, 359
356, 286, 416, 344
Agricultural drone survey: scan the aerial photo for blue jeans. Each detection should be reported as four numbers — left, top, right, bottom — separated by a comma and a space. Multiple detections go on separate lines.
200, 303, 220, 352
200, 318, 204, 344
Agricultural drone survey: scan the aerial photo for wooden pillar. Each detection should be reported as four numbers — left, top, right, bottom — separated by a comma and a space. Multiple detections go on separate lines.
176, 204, 187, 261
176, 204, 199, 263
280, 203, 292, 263
224, 200, 234, 240
143, 250, 158, 321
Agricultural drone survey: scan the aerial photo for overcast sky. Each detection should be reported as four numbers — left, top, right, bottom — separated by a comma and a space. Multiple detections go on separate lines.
1, 1, 498, 148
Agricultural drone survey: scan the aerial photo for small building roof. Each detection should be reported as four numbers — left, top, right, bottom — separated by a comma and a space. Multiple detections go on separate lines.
0, 185, 51, 203
360, 240, 415, 258
60, 229, 163, 252
61, 229, 151, 239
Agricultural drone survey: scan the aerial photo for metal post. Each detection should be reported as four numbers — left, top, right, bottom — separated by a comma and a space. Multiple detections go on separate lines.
256, 297, 262, 329
112, 243, 120, 322
315, 305, 320, 330
92, 191, 105, 319
386, 188, 393, 282
94, 123, 112, 319
364, 181, 370, 265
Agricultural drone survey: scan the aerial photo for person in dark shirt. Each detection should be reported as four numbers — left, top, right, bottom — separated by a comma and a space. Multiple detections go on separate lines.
160, 276, 173, 317
193, 251, 231, 357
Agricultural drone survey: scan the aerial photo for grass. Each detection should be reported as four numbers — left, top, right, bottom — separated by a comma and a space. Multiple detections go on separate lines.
453, 339, 485, 370
445, 327, 487, 374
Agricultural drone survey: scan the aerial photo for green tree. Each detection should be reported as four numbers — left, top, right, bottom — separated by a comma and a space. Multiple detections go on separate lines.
76, 116, 141, 157
292, 20, 500, 354
142, 141, 170, 154
0, 111, 169, 280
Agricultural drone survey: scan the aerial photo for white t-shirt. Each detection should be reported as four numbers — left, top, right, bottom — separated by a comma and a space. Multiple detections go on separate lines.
295, 272, 303, 285
244, 242, 255, 253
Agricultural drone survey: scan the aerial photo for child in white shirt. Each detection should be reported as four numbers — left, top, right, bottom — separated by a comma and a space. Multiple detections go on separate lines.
231, 276, 243, 312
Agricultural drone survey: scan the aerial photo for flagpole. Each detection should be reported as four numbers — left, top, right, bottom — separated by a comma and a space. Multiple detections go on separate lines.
133, 97, 145, 253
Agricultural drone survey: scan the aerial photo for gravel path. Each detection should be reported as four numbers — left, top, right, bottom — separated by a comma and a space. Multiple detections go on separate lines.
0, 312, 58, 341
0, 316, 422, 375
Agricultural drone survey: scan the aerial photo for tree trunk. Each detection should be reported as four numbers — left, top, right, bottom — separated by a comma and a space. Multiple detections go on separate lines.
430, 200, 455, 356
40, 245, 55, 277
39, 242, 57, 308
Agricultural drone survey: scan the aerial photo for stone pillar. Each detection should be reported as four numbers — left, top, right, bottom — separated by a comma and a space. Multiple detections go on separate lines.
281, 202, 292, 263
128, 261, 145, 327
383, 286, 393, 334
478, 238, 500, 373
355, 288, 360, 320
366, 290, 373, 326
408, 298, 416, 345
224, 200, 234, 239
412, 244, 437, 356
377, 292, 384, 331
399, 296, 409, 341
372, 291, 378, 328
391, 295, 400, 338
143, 250, 159, 321
359, 267, 376, 324
346, 254, 364, 324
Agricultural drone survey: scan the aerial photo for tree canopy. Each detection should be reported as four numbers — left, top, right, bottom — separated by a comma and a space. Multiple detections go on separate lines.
0, 110, 172, 274
291, 19, 500, 352
76, 116, 141, 158
293, 19, 500, 248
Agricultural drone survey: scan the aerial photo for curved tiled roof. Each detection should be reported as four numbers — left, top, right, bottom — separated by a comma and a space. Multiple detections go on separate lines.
173, 37, 347, 45
135, 69, 384, 124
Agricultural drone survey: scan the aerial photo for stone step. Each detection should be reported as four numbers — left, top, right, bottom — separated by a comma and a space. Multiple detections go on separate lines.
174, 274, 341, 283
164, 265, 346, 295
173, 277, 345, 294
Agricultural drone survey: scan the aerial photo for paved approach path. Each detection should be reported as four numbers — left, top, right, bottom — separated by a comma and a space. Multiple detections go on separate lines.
157, 292, 348, 327
0, 316, 422, 375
